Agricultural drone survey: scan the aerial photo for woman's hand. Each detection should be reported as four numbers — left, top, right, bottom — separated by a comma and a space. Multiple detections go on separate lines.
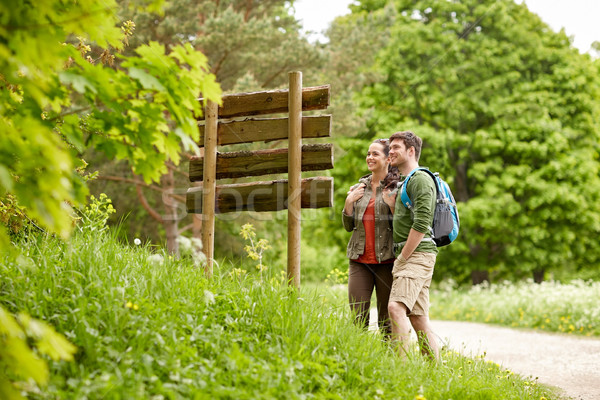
343, 183, 366, 215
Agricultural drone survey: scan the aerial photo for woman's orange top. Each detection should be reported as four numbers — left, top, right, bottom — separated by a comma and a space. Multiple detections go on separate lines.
355, 197, 378, 264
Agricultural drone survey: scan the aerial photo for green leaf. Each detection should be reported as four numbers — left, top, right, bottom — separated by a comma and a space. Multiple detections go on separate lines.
58, 72, 97, 94
129, 67, 166, 91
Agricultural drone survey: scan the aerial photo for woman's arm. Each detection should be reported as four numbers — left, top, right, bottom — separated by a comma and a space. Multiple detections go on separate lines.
342, 183, 365, 231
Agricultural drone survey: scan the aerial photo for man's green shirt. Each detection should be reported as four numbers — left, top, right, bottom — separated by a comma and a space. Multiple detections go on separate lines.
393, 170, 438, 255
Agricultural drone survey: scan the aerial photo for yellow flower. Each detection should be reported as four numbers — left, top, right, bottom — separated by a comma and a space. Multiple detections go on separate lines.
415, 395, 426, 400
257, 238, 271, 250
125, 301, 133, 308
240, 223, 256, 240
133, 304, 139, 311
256, 264, 268, 272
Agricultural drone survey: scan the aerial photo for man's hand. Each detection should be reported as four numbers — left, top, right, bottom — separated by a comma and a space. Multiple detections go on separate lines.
382, 187, 397, 213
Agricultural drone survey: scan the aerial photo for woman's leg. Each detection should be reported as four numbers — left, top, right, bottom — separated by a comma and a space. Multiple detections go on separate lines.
373, 262, 394, 336
348, 260, 375, 329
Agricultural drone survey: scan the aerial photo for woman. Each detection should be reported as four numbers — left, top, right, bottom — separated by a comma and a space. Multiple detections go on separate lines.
342, 139, 399, 335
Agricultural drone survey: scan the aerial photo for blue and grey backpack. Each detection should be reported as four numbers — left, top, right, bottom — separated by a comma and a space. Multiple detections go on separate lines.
400, 167, 459, 247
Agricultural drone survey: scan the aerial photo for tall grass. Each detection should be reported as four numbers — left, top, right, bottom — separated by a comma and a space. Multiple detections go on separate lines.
430, 280, 600, 336
1, 228, 559, 399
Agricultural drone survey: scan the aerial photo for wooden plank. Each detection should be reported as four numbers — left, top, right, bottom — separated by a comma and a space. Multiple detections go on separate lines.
189, 143, 333, 181
186, 177, 333, 214
198, 85, 330, 119
198, 115, 331, 147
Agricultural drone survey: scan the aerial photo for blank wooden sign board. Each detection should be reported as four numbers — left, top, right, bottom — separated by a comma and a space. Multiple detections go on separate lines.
187, 72, 333, 288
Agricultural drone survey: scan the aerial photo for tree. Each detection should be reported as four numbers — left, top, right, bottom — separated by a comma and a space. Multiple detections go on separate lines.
331, 0, 600, 283
0, 0, 221, 248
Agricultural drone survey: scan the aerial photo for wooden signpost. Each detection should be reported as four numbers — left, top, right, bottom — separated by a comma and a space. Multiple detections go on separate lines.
187, 72, 333, 288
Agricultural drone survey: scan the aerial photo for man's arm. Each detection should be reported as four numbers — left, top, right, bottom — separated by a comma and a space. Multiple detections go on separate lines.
400, 173, 435, 259
399, 228, 425, 261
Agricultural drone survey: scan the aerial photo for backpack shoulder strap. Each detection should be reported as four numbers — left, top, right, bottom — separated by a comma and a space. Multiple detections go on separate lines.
400, 167, 436, 209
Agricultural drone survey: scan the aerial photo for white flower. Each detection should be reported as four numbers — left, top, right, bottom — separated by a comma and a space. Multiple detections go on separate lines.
204, 290, 215, 305
176, 236, 192, 255
134, 238, 141, 246
191, 237, 203, 251
147, 254, 164, 266
193, 251, 207, 266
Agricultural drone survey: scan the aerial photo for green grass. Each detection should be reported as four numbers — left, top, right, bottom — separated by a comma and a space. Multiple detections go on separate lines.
1, 229, 559, 399
430, 279, 600, 336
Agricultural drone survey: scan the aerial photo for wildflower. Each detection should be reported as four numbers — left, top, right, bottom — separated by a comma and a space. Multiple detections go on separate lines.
256, 264, 268, 272
132, 304, 139, 311
194, 251, 207, 266
257, 238, 271, 251
191, 237, 203, 251
134, 238, 141, 246
177, 236, 192, 254
204, 290, 215, 305
415, 395, 426, 400
147, 254, 164, 266
125, 301, 133, 308
229, 268, 247, 279
240, 223, 255, 240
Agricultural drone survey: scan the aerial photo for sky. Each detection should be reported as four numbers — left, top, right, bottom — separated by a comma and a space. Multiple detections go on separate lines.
292, 0, 599, 53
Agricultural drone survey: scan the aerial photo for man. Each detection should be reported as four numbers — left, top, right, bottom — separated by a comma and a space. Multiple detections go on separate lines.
385, 131, 439, 359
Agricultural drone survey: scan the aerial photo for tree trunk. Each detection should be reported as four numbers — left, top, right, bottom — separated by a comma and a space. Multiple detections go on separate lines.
533, 268, 545, 283
471, 270, 489, 285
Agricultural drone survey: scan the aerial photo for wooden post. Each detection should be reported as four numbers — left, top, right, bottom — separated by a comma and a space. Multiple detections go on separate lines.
202, 100, 218, 278
287, 71, 302, 288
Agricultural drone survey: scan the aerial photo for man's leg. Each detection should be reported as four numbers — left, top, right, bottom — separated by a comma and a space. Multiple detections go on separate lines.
409, 315, 439, 360
388, 252, 437, 358
388, 301, 412, 356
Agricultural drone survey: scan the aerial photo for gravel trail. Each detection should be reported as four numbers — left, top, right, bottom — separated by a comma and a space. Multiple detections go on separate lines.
432, 320, 600, 400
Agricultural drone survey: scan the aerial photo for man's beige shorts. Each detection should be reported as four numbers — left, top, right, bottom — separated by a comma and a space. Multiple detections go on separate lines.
389, 252, 436, 316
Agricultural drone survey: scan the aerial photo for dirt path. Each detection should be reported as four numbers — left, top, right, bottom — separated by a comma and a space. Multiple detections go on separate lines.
369, 310, 600, 399
431, 320, 600, 400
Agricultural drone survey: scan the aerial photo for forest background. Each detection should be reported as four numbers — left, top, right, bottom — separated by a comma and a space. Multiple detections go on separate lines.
4, 0, 600, 286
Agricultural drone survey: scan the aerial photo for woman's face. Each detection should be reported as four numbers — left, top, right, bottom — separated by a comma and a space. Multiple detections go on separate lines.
366, 142, 388, 173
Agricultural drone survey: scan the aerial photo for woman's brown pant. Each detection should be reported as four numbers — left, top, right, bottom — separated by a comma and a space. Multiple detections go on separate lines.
348, 260, 394, 336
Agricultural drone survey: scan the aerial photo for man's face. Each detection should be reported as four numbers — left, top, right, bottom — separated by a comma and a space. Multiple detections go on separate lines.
388, 138, 411, 167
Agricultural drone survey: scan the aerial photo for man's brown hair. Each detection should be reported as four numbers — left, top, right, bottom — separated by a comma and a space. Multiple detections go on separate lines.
389, 131, 422, 161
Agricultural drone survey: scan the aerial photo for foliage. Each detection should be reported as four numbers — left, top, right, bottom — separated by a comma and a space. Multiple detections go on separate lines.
0, 194, 38, 240
430, 279, 600, 336
0, 306, 76, 399
0, 227, 558, 399
0, 0, 221, 249
333, 0, 600, 282
117, 0, 324, 91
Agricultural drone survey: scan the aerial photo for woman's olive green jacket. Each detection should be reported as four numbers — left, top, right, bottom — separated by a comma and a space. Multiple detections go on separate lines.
342, 174, 395, 263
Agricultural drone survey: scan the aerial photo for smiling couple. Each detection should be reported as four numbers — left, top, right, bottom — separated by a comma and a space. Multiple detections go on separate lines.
342, 131, 439, 359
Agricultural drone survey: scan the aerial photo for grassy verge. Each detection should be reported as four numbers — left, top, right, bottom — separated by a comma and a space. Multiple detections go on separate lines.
430, 280, 600, 336
1, 229, 559, 399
